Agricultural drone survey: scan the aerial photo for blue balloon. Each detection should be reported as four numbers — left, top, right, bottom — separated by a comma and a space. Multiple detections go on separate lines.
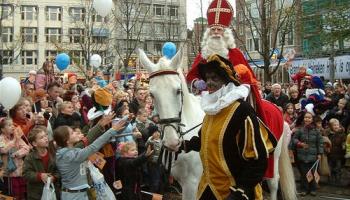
306, 68, 313, 75
162, 42, 177, 59
56, 53, 70, 71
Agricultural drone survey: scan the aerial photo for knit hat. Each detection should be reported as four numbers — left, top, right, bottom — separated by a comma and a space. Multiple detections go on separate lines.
311, 76, 324, 89
94, 88, 112, 106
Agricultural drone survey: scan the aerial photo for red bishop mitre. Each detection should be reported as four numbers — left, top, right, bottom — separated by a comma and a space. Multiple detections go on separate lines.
207, 0, 234, 28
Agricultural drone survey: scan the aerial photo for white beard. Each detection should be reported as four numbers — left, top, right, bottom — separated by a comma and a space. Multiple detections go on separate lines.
201, 36, 229, 60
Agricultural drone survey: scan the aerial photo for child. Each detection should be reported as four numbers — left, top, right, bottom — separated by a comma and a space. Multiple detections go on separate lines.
290, 111, 323, 196
116, 141, 153, 200
325, 118, 346, 185
145, 125, 163, 193
0, 118, 31, 200
284, 103, 297, 129
54, 120, 125, 200
23, 126, 60, 200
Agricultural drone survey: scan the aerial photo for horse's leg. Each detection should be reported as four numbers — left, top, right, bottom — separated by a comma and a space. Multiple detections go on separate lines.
171, 152, 202, 200
268, 133, 283, 200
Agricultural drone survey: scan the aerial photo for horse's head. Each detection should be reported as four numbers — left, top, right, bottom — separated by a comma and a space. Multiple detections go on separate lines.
139, 48, 184, 151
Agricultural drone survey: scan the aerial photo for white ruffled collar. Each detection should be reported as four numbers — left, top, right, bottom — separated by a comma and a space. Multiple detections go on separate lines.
201, 83, 250, 115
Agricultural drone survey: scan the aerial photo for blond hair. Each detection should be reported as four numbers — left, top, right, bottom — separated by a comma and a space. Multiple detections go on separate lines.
329, 118, 340, 130
118, 141, 137, 156
57, 101, 72, 112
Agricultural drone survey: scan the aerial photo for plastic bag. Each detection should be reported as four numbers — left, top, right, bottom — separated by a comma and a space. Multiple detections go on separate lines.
319, 154, 330, 176
87, 161, 116, 200
7, 150, 17, 173
41, 177, 56, 200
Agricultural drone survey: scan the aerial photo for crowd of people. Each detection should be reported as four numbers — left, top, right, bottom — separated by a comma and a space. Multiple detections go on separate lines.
0, 60, 167, 200
0, 0, 349, 199
261, 74, 350, 196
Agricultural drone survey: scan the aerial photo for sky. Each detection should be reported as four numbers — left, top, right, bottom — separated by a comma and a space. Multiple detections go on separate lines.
186, 0, 236, 29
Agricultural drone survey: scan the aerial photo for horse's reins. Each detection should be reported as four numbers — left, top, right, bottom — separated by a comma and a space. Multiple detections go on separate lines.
149, 69, 202, 175
149, 70, 202, 139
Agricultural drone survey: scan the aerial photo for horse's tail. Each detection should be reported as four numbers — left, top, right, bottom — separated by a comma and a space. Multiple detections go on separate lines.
279, 122, 298, 200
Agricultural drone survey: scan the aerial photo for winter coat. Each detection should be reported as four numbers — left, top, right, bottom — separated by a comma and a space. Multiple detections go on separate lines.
326, 130, 346, 160
53, 112, 82, 129
290, 126, 324, 163
0, 128, 31, 177
265, 92, 290, 109
23, 150, 60, 200
116, 154, 148, 200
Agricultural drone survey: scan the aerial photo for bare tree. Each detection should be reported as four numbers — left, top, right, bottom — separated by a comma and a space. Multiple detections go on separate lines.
234, 0, 297, 81
53, 0, 111, 79
0, 2, 24, 79
111, 0, 151, 79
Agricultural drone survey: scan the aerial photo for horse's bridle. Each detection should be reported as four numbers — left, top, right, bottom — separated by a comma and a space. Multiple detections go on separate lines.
149, 70, 185, 140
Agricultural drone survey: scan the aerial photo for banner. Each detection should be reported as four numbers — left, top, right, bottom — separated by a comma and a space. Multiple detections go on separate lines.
289, 55, 350, 80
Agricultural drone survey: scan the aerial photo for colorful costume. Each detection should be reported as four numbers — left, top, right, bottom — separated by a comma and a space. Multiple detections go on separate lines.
184, 55, 277, 200
187, 0, 283, 179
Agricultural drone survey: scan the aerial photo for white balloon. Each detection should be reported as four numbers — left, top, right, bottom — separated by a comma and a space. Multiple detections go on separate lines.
93, 0, 114, 17
0, 77, 22, 110
90, 54, 102, 68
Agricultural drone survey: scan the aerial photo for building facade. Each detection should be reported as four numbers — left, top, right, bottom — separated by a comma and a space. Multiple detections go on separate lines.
233, 0, 302, 83
0, 0, 187, 80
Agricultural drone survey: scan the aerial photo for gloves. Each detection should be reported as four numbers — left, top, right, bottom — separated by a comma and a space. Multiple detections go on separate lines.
225, 186, 249, 200
194, 79, 207, 90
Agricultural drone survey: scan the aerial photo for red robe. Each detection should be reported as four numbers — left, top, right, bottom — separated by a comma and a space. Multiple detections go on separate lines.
187, 48, 283, 178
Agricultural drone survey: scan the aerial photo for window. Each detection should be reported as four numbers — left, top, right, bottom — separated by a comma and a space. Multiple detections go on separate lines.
70, 7, 85, 21
45, 50, 57, 60
69, 28, 84, 43
71, 51, 85, 65
92, 36, 106, 44
286, 30, 294, 46
154, 23, 164, 34
238, 11, 243, 22
247, 38, 260, 51
153, 4, 164, 16
170, 24, 179, 35
21, 6, 38, 20
46, 7, 62, 21
239, 24, 244, 35
45, 28, 61, 43
154, 43, 162, 53
21, 27, 38, 43
168, 6, 178, 18
140, 4, 150, 15
0, 50, 13, 65
1, 27, 13, 42
92, 14, 106, 22
0, 5, 12, 19
21, 50, 38, 65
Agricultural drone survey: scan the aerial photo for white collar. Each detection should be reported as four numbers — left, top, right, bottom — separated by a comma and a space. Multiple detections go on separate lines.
87, 106, 112, 121
201, 83, 250, 115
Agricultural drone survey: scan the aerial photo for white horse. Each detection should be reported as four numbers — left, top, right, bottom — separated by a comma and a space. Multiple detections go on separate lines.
139, 49, 297, 200
139, 49, 204, 200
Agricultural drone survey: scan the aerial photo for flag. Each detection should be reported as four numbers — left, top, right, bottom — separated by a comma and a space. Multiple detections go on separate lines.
306, 170, 314, 182
314, 171, 320, 183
